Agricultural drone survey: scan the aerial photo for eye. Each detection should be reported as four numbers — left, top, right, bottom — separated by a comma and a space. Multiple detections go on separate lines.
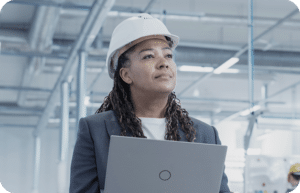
143, 54, 173, 59
143, 55, 154, 59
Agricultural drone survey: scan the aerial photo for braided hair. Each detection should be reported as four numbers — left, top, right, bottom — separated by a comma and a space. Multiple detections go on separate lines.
95, 36, 196, 142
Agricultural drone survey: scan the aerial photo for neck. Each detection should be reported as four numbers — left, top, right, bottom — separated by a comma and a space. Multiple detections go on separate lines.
132, 91, 169, 118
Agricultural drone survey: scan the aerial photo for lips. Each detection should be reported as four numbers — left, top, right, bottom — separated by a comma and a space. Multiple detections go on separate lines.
155, 73, 171, 78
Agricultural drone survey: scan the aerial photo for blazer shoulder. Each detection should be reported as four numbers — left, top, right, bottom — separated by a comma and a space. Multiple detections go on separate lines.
189, 116, 213, 131
84, 110, 115, 122
81, 110, 116, 131
189, 116, 216, 143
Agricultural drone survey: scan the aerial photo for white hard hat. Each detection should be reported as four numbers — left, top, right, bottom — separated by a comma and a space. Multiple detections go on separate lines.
106, 13, 180, 80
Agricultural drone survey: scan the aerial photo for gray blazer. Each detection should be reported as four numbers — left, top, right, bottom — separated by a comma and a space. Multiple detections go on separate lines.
69, 110, 231, 193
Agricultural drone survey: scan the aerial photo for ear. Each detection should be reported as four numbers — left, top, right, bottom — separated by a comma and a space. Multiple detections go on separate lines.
119, 67, 132, 84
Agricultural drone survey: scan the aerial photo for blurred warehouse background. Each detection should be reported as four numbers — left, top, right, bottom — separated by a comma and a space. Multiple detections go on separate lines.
0, 0, 300, 193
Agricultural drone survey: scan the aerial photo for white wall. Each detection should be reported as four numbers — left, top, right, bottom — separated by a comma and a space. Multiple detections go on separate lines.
0, 127, 76, 193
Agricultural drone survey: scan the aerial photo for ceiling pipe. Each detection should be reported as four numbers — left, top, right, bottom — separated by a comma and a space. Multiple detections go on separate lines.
17, 1, 65, 107
176, 9, 299, 98
33, 0, 115, 137
216, 80, 300, 125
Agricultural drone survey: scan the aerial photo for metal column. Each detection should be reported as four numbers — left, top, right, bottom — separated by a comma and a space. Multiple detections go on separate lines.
261, 84, 268, 109
32, 132, 41, 193
292, 86, 297, 118
57, 81, 70, 193
76, 50, 87, 138
244, 0, 254, 192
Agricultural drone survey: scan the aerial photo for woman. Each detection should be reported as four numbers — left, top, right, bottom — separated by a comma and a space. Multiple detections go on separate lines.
69, 13, 231, 193
286, 163, 300, 193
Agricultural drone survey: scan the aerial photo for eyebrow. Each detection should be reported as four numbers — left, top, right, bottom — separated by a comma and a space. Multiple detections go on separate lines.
138, 47, 171, 55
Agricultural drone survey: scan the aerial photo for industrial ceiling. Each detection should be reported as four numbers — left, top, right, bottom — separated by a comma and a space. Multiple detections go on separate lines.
0, 0, 299, 130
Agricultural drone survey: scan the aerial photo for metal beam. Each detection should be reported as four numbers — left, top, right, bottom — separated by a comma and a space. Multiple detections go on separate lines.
216, 80, 300, 125
261, 84, 268, 109
76, 50, 87, 136
261, 115, 300, 119
248, 0, 254, 109
34, 0, 115, 137
0, 124, 36, 128
233, 9, 299, 59
18, 1, 65, 107
7, 1, 300, 29
244, 0, 254, 192
0, 49, 107, 61
86, 66, 106, 93
31, 1, 115, 192
0, 105, 44, 113
143, 0, 157, 13
292, 86, 297, 118
76, 94, 285, 105
176, 9, 299, 98
0, 50, 69, 59
58, 7, 300, 29
57, 81, 69, 193
0, 29, 28, 44
2, 112, 299, 129
8, 0, 91, 10
0, 113, 41, 117
268, 80, 300, 99
32, 135, 41, 193
0, 85, 52, 92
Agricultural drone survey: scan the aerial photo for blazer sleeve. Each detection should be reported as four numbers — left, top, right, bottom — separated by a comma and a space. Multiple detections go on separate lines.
69, 118, 100, 193
212, 126, 232, 193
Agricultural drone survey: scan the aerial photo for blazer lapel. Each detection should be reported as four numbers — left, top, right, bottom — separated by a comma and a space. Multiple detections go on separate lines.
105, 110, 133, 137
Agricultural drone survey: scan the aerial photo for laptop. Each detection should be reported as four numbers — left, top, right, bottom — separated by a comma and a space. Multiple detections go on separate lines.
104, 135, 228, 193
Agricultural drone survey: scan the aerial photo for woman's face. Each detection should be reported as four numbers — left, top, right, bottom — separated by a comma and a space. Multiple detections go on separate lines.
289, 173, 300, 186
120, 38, 177, 96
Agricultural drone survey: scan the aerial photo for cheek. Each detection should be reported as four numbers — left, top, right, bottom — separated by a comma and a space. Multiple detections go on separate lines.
134, 64, 152, 79
144, 62, 154, 68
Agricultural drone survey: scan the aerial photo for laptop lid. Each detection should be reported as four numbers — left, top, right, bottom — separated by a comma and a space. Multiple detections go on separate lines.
104, 135, 228, 193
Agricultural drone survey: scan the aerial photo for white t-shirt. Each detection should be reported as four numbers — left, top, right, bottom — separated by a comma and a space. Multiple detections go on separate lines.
101, 117, 167, 192
138, 117, 167, 140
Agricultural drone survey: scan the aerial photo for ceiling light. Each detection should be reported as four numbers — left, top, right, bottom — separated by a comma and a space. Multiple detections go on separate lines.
179, 65, 213, 72
240, 105, 261, 116
179, 65, 239, 73
84, 96, 90, 106
213, 57, 239, 74
247, 148, 262, 155
222, 69, 240, 73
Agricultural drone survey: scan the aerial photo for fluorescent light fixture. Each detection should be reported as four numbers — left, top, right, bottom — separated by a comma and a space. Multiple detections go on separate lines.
213, 57, 239, 74
222, 69, 240, 73
179, 65, 239, 73
179, 65, 213, 72
84, 96, 90, 106
247, 148, 262, 155
240, 105, 261, 116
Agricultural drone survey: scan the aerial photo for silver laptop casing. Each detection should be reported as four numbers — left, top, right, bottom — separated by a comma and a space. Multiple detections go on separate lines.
104, 135, 227, 193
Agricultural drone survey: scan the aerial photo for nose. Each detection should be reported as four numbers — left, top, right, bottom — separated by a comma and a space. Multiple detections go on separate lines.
157, 57, 169, 69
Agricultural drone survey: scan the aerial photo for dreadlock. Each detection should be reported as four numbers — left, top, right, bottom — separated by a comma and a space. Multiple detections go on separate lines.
95, 36, 196, 142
